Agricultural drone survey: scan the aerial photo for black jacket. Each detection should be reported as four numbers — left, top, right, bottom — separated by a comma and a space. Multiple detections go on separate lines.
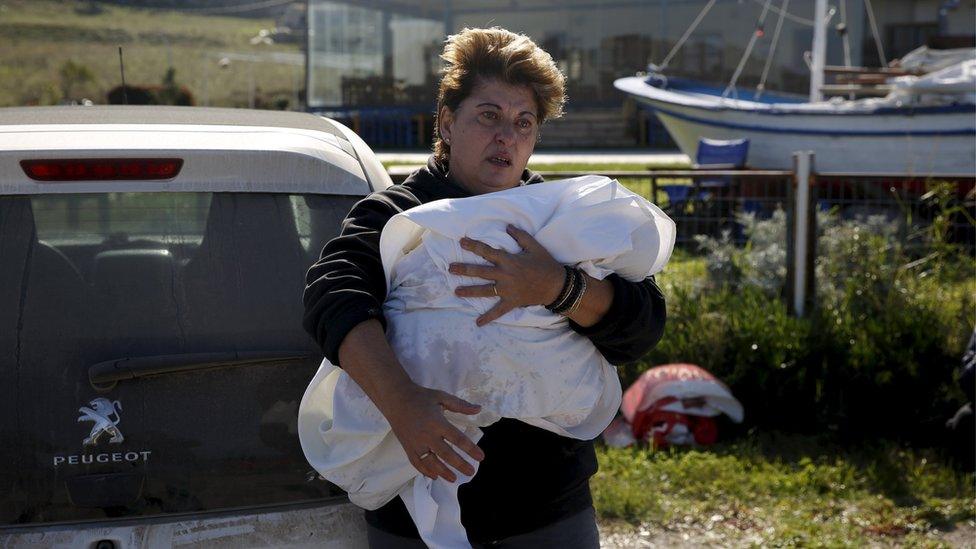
302, 158, 666, 542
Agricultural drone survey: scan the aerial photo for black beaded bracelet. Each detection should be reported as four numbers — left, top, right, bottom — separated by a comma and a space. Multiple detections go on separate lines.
562, 270, 588, 315
545, 266, 576, 313
552, 269, 585, 315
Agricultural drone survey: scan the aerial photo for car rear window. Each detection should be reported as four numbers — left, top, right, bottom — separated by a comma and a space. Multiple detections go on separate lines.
29, 193, 338, 254
0, 191, 359, 525
13, 192, 356, 355
32, 193, 212, 241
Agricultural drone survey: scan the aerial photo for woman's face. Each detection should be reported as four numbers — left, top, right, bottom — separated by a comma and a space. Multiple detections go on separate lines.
439, 79, 539, 195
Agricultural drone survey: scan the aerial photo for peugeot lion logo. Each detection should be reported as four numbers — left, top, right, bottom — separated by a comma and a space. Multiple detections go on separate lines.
78, 397, 124, 447
52, 397, 152, 467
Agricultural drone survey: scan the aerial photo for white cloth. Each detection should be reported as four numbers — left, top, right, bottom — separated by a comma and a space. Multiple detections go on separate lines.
298, 176, 675, 548
897, 46, 976, 74
889, 59, 976, 104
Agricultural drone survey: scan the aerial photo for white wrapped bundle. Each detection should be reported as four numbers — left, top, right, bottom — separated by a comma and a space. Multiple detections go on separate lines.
299, 175, 675, 547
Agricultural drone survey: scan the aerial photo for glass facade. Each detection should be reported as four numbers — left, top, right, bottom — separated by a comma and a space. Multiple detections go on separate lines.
308, 1, 443, 108
305, 0, 974, 148
307, 0, 870, 109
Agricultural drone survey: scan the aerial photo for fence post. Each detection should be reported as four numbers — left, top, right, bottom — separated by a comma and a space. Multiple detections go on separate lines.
791, 151, 816, 317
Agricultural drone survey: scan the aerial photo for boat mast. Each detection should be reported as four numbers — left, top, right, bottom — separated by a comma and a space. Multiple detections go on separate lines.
809, 0, 828, 101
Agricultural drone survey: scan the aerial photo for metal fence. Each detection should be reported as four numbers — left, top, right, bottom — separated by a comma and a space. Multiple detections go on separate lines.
530, 170, 797, 249
387, 167, 975, 253
814, 173, 976, 251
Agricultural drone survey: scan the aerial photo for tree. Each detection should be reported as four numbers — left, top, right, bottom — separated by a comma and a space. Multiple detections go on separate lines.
156, 67, 195, 106
106, 85, 157, 105
105, 68, 196, 106
59, 60, 95, 102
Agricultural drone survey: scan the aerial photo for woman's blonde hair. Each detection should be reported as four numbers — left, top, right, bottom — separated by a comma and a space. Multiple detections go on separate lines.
434, 27, 566, 163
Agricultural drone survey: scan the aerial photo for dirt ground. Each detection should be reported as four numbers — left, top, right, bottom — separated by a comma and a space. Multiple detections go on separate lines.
597, 519, 976, 548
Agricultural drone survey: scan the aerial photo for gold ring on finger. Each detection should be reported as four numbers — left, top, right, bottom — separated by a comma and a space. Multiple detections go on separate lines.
418, 451, 433, 460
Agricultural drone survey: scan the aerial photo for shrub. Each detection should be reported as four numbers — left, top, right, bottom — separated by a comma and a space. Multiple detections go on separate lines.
156, 67, 195, 106
638, 193, 974, 441
105, 68, 195, 106
106, 84, 157, 105
59, 60, 95, 102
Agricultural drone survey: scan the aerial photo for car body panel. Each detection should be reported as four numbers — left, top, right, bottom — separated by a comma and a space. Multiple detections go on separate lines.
0, 125, 369, 196
0, 500, 367, 548
0, 106, 381, 542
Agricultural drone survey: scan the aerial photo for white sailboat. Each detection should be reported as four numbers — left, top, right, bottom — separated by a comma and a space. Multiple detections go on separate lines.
614, 0, 976, 176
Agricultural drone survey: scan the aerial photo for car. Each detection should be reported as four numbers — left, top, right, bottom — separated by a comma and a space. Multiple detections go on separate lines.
0, 105, 392, 547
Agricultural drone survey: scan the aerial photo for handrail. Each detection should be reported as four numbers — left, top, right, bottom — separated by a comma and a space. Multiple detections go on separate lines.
816, 172, 975, 179
823, 65, 915, 75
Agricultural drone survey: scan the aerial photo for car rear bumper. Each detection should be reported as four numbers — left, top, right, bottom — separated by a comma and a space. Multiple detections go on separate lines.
0, 500, 367, 548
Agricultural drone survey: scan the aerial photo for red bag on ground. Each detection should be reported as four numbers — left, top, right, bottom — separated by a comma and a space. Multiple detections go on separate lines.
605, 363, 743, 448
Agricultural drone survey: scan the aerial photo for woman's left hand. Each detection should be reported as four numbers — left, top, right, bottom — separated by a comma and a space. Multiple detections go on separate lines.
450, 224, 565, 326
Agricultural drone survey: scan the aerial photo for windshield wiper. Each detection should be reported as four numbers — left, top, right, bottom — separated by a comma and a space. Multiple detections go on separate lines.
89, 351, 316, 390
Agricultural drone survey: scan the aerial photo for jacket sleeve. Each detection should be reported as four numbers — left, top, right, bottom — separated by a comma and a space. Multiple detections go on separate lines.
302, 193, 403, 366
568, 274, 666, 365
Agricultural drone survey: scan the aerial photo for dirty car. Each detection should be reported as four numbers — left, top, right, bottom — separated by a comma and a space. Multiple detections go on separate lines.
0, 106, 389, 547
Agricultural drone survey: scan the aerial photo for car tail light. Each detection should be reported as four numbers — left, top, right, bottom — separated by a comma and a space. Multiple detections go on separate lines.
20, 158, 183, 181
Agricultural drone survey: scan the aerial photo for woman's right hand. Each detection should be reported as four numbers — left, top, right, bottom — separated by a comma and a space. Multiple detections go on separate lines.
338, 319, 485, 483
382, 382, 485, 482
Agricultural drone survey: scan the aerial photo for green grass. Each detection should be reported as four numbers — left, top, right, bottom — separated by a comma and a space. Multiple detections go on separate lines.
656, 249, 707, 281
593, 432, 976, 547
593, 253, 975, 546
0, 0, 302, 107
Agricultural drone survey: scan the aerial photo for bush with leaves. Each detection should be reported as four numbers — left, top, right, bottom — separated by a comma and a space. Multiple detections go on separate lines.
636, 190, 974, 441
105, 67, 195, 106
811, 205, 971, 440
156, 67, 195, 106
59, 60, 96, 103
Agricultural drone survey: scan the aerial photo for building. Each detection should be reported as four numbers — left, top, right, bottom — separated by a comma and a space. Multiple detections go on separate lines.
306, 0, 975, 149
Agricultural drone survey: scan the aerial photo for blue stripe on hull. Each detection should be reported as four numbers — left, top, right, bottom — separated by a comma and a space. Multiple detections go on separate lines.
651, 104, 976, 137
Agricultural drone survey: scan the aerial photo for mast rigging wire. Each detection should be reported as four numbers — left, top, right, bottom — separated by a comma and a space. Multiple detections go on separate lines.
839, 0, 852, 68
656, 0, 718, 71
749, 0, 814, 26
863, 0, 888, 66
838, 0, 854, 99
724, 0, 774, 98
755, 0, 791, 99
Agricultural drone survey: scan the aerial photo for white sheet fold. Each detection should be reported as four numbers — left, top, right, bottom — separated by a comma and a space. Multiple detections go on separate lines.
299, 176, 675, 548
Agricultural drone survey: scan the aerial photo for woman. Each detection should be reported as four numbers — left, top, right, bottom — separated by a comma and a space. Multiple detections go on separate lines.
303, 27, 666, 547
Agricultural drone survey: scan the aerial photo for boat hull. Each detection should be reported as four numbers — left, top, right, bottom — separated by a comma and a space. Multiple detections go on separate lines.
616, 77, 976, 176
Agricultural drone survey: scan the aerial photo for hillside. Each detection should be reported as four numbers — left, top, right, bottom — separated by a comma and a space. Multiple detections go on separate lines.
92, 0, 295, 18
0, 0, 304, 108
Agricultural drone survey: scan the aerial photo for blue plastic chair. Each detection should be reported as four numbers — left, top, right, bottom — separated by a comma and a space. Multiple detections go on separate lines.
742, 199, 763, 214
695, 138, 750, 169
693, 138, 750, 201
686, 138, 750, 241
661, 184, 691, 211
661, 184, 715, 213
